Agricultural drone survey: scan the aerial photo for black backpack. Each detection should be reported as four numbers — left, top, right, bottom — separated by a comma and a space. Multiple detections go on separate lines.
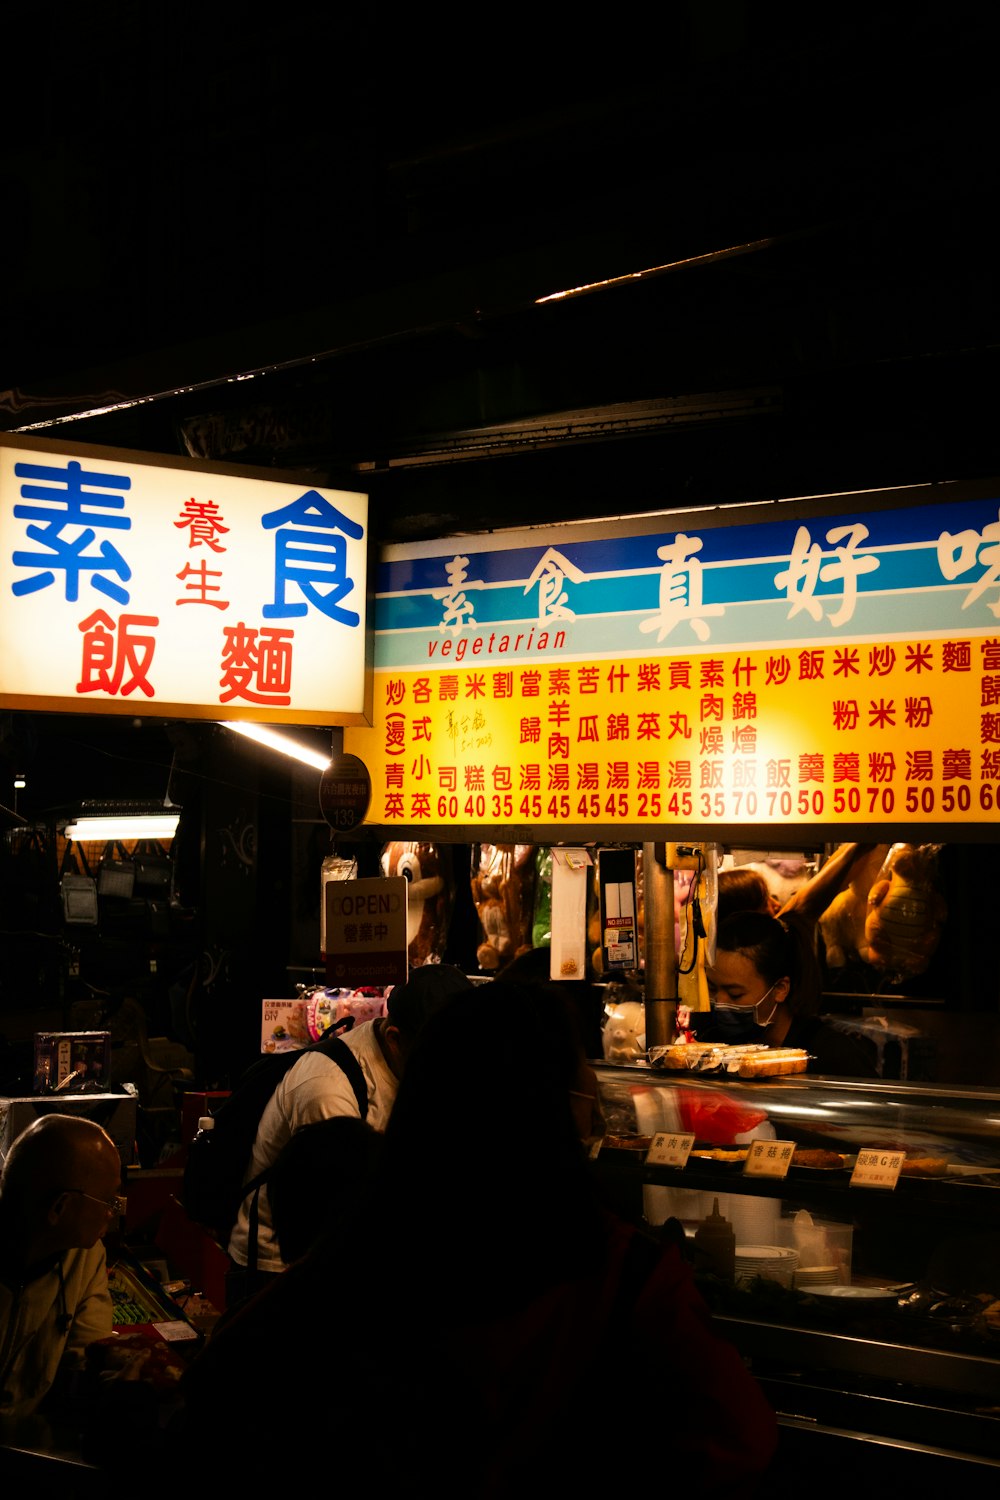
182, 1021, 368, 1248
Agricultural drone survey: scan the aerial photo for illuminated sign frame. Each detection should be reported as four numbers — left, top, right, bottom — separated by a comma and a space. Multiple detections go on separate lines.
346, 478, 1000, 843
0, 433, 372, 726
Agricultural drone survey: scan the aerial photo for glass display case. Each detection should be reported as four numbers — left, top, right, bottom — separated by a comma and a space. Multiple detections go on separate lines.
590, 1062, 1000, 1482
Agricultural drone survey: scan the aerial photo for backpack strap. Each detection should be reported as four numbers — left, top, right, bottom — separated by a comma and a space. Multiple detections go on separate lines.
314, 1033, 369, 1121
246, 1032, 371, 1272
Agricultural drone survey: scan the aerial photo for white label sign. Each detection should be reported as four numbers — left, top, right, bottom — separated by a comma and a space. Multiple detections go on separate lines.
743, 1139, 796, 1179
647, 1131, 695, 1168
850, 1149, 905, 1189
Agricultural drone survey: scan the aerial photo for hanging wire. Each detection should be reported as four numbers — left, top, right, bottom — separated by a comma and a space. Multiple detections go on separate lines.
676, 847, 707, 975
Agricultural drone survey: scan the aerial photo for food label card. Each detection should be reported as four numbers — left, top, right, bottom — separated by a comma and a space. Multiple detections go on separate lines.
743, 1140, 796, 1179
851, 1149, 905, 1189
647, 1131, 695, 1168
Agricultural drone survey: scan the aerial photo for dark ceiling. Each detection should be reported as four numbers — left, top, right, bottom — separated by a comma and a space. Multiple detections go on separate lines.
2, 4, 1000, 820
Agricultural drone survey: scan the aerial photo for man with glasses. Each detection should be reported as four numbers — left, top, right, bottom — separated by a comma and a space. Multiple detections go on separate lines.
0, 1113, 119, 1435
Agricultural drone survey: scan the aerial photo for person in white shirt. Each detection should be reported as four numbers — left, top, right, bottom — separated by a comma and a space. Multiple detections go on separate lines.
225, 963, 472, 1306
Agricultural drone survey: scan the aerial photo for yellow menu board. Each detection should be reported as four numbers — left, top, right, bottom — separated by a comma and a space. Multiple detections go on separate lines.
345, 488, 1000, 837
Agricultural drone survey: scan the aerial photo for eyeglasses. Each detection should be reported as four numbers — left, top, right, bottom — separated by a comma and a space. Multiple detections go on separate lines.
61, 1188, 127, 1217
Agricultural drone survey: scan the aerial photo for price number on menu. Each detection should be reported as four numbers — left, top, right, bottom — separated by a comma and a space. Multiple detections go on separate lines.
850, 1149, 905, 1189
743, 1140, 796, 1179
646, 1131, 695, 1168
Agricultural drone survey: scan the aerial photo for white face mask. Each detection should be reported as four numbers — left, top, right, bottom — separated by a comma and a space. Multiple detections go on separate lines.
715, 979, 781, 1029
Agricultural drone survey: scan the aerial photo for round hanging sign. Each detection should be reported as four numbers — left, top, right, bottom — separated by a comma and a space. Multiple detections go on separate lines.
318, 754, 372, 834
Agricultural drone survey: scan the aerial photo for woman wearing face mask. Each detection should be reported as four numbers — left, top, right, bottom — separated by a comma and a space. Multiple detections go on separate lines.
703, 910, 878, 1078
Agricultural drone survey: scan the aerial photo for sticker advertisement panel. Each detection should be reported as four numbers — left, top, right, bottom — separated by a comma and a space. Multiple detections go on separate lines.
0, 434, 370, 725
343, 484, 1000, 838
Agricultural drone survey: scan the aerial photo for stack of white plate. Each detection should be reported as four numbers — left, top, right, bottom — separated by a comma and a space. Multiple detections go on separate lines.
795, 1265, 840, 1288
735, 1245, 799, 1288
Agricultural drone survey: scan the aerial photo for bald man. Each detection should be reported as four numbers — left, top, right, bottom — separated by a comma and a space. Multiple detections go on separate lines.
0, 1113, 119, 1428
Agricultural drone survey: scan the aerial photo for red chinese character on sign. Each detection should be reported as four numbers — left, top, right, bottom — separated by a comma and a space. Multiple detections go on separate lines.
637, 663, 661, 691
833, 699, 860, 730
386, 678, 406, 705
175, 497, 229, 552
548, 733, 570, 759
905, 696, 933, 728
732, 725, 757, 755
77, 610, 158, 697
942, 641, 971, 671
520, 764, 541, 790
832, 752, 860, 781
548, 763, 570, 790
765, 655, 790, 685
493, 671, 513, 698
942, 749, 972, 779
905, 750, 933, 781
868, 752, 895, 782
577, 716, 599, 743
869, 646, 896, 676
413, 677, 432, 703
637, 712, 661, 740
868, 698, 896, 728
520, 717, 542, 743
799, 754, 825, 782
385, 713, 406, 755
176, 560, 229, 609
577, 763, 599, 789
439, 766, 458, 790
637, 761, 660, 788
493, 766, 512, 791
832, 646, 860, 677
219, 623, 294, 704
981, 750, 1000, 780
577, 666, 599, 693
520, 670, 543, 696
549, 668, 570, 694
799, 650, 824, 681
905, 643, 934, 673
766, 760, 791, 787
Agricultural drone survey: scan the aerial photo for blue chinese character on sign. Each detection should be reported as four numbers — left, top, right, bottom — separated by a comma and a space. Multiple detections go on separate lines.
261, 490, 364, 624
11, 459, 132, 604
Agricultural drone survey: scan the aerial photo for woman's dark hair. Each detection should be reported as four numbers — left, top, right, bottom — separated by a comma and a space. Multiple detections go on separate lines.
716, 868, 772, 927
715, 909, 820, 1016
372, 980, 606, 1306
268, 1116, 381, 1264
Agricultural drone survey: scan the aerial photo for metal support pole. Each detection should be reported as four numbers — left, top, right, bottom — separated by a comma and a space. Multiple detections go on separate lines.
643, 842, 677, 1049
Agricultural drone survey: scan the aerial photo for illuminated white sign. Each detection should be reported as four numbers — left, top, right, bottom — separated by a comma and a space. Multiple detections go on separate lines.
0, 435, 370, 725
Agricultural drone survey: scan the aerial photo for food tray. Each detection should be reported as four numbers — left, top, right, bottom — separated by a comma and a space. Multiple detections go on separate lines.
649, 1043, 811, 1078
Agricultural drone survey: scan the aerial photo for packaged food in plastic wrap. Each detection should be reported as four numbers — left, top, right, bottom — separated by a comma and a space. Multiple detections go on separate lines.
819, 842, 948, 980
471, 843, 537, 972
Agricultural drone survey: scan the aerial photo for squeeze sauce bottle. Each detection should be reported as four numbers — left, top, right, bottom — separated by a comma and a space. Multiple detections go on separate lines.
694, 1197, 736, 1282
